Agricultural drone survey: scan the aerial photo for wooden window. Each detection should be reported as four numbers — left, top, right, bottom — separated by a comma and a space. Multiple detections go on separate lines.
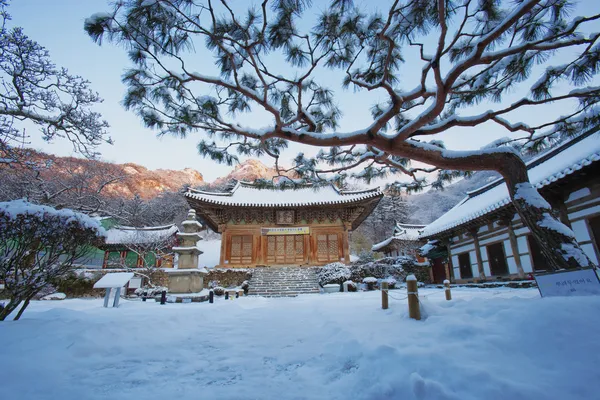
230, 235, 253, 265
589, 215, 600, 258
458, 252, 473, 279
266, 235, 305, 264
316, 233, 340, 263
527, 236, 547, 271
486, 242, 509, 276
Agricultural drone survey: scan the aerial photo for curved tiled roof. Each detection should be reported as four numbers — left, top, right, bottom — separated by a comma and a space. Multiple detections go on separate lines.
185, 181, 382, 207
372, 222, 426, 251
421, 128, 600, 238
105, 224, 179, 245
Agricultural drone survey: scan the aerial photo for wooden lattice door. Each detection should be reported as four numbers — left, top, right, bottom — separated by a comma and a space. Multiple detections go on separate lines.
316, 233, 340, 263
266, 235, 305, 264
230, 235, 253, 265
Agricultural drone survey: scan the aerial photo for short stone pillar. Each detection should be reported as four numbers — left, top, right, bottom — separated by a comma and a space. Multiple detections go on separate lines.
168, 209, 206, 293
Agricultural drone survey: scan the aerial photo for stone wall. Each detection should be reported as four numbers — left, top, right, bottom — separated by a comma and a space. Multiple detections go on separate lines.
205, 268, 252, 288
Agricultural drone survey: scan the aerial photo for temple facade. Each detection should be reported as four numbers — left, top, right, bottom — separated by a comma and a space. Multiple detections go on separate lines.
185, 182, 383, 268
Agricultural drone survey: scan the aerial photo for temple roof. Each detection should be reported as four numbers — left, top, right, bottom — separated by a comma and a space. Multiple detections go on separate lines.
103, 224, 179, 247
372, 222, 426, 252
185, 182, 383, 231
421, 127, 600, 238
185, 181, 382, 207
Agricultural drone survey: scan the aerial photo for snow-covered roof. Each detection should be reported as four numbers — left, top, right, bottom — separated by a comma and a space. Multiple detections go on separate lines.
372, 222, 426, 251
421, 128, 600, 238
104, 224, 179, 246
185, 181, 382, 207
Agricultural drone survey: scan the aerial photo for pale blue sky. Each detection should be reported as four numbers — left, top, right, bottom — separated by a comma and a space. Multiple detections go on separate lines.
7, 0, 598, 182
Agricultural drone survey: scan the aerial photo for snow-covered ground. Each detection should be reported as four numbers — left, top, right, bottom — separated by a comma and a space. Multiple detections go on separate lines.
2, 288, 600, 400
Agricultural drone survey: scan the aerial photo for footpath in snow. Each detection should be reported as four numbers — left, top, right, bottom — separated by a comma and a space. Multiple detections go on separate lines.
1, 287, 600, 400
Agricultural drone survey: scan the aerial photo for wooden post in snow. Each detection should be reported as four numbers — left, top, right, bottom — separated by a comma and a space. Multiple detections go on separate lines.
381, 281, 389, 310
406, 274, 421, 320
444, 279, 452, 301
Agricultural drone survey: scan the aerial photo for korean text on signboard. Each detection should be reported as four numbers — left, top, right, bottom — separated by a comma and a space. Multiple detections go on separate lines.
261, 227, 310, 235
535, 268, 600, 297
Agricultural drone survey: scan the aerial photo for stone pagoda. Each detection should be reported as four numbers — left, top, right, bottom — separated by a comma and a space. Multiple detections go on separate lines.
167, 209, 206, 293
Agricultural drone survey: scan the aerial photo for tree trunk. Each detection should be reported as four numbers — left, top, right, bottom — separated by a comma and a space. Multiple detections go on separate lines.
502, 163, 595, 271
0, 298, 21, 321
13, 296, 33, 321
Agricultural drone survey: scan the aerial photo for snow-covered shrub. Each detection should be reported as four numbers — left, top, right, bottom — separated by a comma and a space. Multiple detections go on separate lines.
384, 277, 397, 289
316, 262, 351, 286
241, 280, 249, 294
349, 256, 410, 282
343, 280, 357, 292
208, 280, 220, 289
212, 286, 225, 296
363, 277, 377, 290
357, 250, 374, 263
0, 200, 105, 321
135, 286, 167, 298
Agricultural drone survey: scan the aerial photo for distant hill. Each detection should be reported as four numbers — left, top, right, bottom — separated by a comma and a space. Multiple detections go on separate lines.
405, 171, 500, 224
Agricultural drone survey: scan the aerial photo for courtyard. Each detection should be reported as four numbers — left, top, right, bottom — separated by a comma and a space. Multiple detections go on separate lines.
2, 287, 599, 400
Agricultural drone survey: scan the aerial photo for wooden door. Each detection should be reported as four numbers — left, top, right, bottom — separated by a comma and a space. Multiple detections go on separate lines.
431, 257, 446, 283
316, 233, 340, 263
458, 252, 473, 279
486, 242, 509, 276
266, 235, 305, 264
230, 234, 253, 265
527, 235, 547, 271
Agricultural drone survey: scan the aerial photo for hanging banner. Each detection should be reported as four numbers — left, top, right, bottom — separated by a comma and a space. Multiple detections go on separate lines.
535, 268, 600, 297
261, 227, 310, 235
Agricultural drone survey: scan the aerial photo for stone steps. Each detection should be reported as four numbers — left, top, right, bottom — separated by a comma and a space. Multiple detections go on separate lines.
247, 267, 320, 297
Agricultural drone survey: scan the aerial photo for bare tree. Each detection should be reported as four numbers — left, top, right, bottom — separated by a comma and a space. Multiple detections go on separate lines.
86, 0, 600, 271
0, 200, 105, 320
0, 0, 110, 166
0, 151, 125, 215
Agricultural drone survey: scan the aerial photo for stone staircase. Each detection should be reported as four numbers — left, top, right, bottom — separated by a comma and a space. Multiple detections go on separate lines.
247, 267, 321, 297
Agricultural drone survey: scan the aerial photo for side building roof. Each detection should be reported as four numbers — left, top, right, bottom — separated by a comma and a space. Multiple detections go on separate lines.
185, 181, 383, 231
102, 224, 179, 248
421, 127, 600, 239
372, 222, 426, 252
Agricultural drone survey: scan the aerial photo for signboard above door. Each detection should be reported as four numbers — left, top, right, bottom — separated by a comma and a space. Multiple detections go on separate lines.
261, 227, 309, 235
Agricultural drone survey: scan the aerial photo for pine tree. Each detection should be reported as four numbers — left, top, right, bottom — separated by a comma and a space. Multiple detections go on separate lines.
85, 0, 600, 271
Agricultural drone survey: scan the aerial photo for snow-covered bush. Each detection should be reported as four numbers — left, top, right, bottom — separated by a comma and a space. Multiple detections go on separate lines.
0, 200, 105, 320
384, 277, 397, 289
241, 280, 249, 294
349, 256, 411, 282
343, 280, 357, 292
135, 286, 167, 298
357, 250, 374, 263
363, 277, 377, 290
316, 262, 351, 286
212, 286, 225, 296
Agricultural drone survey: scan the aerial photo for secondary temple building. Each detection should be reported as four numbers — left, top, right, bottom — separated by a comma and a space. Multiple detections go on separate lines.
184, 182, 383, 267
420, 127, 600, 283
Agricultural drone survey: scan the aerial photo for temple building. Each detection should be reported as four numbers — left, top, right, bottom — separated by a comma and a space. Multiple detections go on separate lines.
420, 127, 600, 283
184, 182, 383, 267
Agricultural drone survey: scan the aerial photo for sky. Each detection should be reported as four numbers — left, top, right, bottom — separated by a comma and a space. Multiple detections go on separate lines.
6, 0, 599, 182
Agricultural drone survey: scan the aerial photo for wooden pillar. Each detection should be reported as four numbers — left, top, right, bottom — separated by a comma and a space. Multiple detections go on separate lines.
470, 229, 486, 281
381, 281, 389, 309
504, 218, 525, 278
407, 275, 421, 320
219, 232, 227, 266
444, 239, 452, 282
342, 223, 351, 265
102, 251, 109, 269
